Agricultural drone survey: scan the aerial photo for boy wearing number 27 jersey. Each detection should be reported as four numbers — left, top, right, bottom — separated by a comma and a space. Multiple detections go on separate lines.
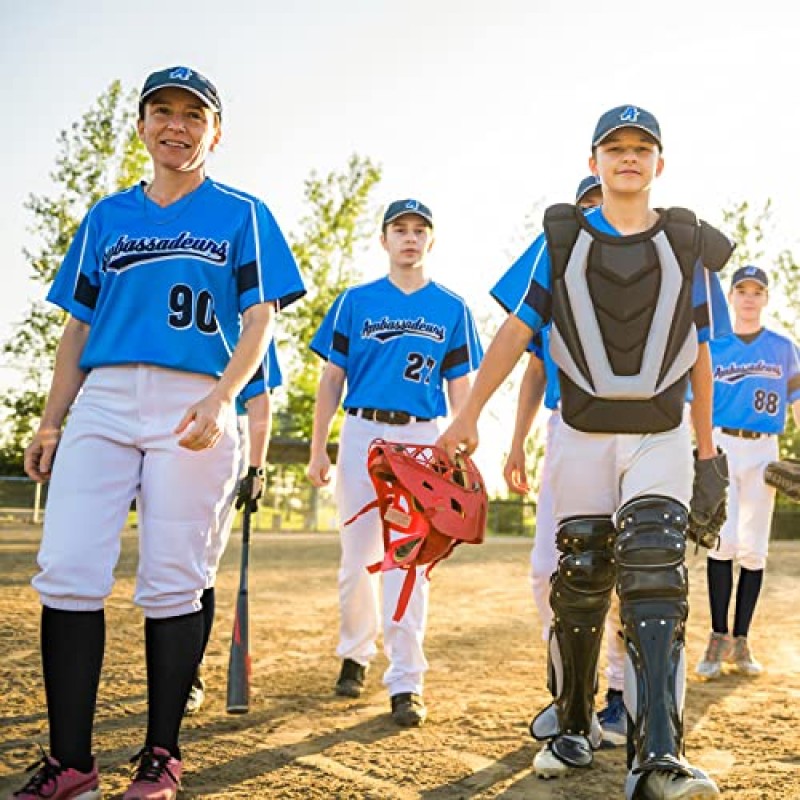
307, 199, 482, 728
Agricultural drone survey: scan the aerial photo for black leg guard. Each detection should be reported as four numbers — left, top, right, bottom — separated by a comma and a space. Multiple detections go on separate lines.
615, 496, 693, 792
539, 516, 616, 740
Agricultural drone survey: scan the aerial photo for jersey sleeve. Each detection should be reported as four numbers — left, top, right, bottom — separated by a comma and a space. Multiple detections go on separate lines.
46, 210, 100, 324
528, 330, 544, 358
490, 233, 550, 334
441, 303, 484, 380
236, 201, 306, 314
309, 291, 349, 368
240, 337, 284, 402
691, 265, 730, 343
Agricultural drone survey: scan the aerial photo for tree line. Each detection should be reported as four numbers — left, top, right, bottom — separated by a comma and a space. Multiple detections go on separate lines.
2, 83, 799, 482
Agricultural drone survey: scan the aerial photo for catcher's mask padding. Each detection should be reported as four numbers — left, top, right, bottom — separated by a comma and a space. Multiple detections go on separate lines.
344, 439, 488, 620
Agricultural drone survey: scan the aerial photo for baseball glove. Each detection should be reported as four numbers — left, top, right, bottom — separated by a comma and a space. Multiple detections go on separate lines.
764, 458, 800, 502
687, 449, 729, 550
235, 466, 264, 513
344, 439, 488, 620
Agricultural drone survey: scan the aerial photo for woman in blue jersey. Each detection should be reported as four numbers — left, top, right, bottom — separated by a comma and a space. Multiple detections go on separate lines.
696, 266, 800, 680
12, 67, 305, 800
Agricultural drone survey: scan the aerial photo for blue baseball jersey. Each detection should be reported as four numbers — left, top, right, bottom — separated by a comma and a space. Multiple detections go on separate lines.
48, 179, 306, 400
310, 276, 483, 419
711, 329, 800, 434
528, 327, 560, 411
492, 205, 725, 346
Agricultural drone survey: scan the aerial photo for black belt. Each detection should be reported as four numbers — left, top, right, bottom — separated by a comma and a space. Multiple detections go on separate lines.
720, 427, 769, 440
347, 407, 431, 425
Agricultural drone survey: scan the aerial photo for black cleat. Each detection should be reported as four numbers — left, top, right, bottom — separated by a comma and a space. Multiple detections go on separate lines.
390, 692, 427, 727
335, 658, 367, 697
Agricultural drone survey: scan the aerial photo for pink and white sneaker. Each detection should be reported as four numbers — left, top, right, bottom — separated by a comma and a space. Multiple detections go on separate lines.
9, 749, 100, 799
122, 747, 182, 800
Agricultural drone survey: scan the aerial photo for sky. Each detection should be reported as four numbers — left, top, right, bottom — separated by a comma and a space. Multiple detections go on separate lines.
2, 0, 800, 487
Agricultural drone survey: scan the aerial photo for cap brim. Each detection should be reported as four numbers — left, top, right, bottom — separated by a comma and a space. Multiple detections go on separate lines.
593, 123, 661, 148
576, 186, 601, 203
732, 278, 768, 288
383, 211, 433, 227
140, 83, 220, 113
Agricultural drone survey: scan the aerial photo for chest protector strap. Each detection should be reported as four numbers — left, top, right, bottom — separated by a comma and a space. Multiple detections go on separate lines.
543, 204, 733, 434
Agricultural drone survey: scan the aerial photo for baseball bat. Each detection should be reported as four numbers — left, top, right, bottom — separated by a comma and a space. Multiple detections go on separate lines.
226, 502, 252, 713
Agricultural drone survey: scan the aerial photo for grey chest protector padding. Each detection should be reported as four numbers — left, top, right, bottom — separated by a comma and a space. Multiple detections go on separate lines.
615, 495, 692, 787
543, 204, 733, 434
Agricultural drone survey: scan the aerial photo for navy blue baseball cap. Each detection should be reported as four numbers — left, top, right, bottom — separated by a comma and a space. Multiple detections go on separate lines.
140, 66, 222, 116
575, 175, 602, 203
592, 105, 662, 149
382, 199, 434, 229
731, 265, 769, 289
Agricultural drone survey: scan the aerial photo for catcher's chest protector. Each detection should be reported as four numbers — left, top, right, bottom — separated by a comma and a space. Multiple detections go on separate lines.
544, 204, 733, 434
344, 439, 488, 621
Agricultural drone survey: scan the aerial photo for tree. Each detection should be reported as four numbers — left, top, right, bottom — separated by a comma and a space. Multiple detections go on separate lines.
0, 82, 148, 473
720, 199, 800, 459
274, 154, 382, 442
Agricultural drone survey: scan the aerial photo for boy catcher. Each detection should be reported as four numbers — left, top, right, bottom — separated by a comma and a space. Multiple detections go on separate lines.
500, 176, 629, 748
439, 106, 733, 799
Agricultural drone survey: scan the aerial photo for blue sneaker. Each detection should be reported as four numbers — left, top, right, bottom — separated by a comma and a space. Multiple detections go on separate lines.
597, 689, 626, 747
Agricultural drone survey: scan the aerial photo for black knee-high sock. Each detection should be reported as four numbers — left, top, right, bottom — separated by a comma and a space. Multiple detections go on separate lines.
144, 611, 204, 760
199, 587, 216, 659
41, 607, 104, 772
707, 558, 733, 634
733, 567, 764, 637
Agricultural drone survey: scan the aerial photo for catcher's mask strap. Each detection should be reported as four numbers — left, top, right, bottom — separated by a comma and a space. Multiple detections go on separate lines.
343, 499, 380, 527
393, 568, 418, 622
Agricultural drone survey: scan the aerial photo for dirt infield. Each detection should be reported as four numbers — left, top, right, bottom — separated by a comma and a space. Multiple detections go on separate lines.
0, 525, 799, 799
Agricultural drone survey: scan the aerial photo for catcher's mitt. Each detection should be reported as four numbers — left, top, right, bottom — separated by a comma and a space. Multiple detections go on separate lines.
687, 449, 729, 550
764, 458, 800, 502
344, 439, 488, 620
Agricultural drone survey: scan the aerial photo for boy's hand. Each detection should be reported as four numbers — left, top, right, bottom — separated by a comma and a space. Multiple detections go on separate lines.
24, 427, 62, 483
436, 414, 479, 460
503, 444, 530, 495
307, 452, 332, 487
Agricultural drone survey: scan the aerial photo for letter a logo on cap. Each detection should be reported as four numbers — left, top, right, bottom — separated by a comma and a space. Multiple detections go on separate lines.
620, 106, 640, 122
405, 200, 420, 211
169, 67, 194, 81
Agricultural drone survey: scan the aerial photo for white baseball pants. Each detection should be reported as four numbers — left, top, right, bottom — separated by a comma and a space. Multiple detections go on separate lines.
709, 429, 778, 570
530, 410, 625, 688
206, 416, 248, 588
334, 412, 440, 697
34, 366, 238, 618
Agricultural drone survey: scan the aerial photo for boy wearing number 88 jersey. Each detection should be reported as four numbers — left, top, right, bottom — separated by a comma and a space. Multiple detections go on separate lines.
697, 266, 800, 680
306, 199, 483, 726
